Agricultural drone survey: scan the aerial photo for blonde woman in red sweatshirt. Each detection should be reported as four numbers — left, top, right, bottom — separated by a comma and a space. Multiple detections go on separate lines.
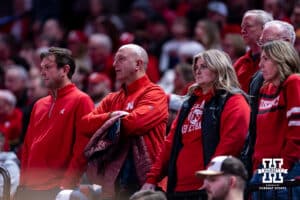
142, 49, 250, 200
250, 40, 300, 199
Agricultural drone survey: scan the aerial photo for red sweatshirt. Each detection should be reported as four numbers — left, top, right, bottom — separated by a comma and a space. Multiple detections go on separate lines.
146, 89, 250, 191
254, 74, 300, 170
0, 108, 23, 151
80, 75, 168, 164
20, 84, 94, 189
234, 51, 260, 92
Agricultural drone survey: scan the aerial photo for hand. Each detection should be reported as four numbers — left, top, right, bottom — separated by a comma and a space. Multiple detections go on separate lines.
110, 110, 129, 118
141, 183, 156, 191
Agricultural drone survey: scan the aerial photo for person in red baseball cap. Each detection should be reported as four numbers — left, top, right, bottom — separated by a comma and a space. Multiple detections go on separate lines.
67, 30, 92, 92
67, 30, 90, 65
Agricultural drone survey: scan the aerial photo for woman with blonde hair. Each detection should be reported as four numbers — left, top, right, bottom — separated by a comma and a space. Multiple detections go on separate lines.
194, 19, 221, 50
251, 40, 300, 199
142, 49, 250, 200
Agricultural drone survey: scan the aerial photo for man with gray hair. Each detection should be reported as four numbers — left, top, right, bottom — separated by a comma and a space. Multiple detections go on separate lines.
234, 9, 273, 92
258, 20, 296, 45
234, 9, 273, 190
81, 44, 168, 200
0, 89, 22, 151
88, 33, 115, 85
0, 90, 21, 195
4, 65, 29, 109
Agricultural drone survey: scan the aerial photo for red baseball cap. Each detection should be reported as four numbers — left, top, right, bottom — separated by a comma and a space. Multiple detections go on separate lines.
68, 30, 88, 43
88, 72, 112, 89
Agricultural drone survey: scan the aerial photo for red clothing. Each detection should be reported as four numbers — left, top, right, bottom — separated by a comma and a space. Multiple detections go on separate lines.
0, 108, 23, 151
221, 24, 242, 39
20, 84, 94, 189
254, 74, 300, 170
146, 89, 250, 192
234, 51, 260, 92
92, 54, 116, 88
81, 75, 168, 164
146, 55, 160, 83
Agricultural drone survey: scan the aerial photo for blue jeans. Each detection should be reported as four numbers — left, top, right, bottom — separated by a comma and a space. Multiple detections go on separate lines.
250, 161, 300, 200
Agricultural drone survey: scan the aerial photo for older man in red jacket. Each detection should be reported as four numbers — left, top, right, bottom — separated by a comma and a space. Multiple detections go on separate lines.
81, 44, 168, 200
234, 10, 273, 92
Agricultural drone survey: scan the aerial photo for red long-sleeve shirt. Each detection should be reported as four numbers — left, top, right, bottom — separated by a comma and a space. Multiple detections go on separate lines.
20, 84, 94, 189
234, 51, 260, 92
254, 74, 300, 170
146, 89, 250, 192
0, 108, 22, 151
80, 75, 168, 164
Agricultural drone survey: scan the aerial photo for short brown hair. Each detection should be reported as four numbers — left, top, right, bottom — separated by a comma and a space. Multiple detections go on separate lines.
40, 47, 76, 79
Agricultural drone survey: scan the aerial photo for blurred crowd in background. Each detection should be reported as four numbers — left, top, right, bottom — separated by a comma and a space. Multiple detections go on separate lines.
0, 0, 299, 169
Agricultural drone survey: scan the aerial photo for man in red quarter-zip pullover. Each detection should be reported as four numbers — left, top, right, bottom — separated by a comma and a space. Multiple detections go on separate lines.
81, 44, 168, 200
15, 47, 94, 200
234, 10, 273, 92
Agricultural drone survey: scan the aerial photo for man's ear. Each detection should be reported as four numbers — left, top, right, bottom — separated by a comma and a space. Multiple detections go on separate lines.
229, 176, 237, 188
63, 64, 70, 75
136, 59, 143, 70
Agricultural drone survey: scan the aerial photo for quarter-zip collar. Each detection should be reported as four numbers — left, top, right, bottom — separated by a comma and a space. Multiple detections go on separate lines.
49, 83, 75, 99
48, 84, 75, 118
121, 75, 150, 95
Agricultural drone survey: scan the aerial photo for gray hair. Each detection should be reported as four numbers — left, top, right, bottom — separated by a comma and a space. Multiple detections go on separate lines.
0, 89, 17, 107
89, 33, 112, 53
263, 20, 296, 44
6, 65, 29, 81
244, 9, 274, 26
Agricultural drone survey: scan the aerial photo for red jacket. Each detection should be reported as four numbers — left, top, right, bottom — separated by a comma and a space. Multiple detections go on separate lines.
146, 89, 250, 192
0, 108, 23, 151
254, 74, 300, 170
20, 84, 94, 189
81, 75, 168, 164
234, 51, 260, 92
146, 55, 160, 83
